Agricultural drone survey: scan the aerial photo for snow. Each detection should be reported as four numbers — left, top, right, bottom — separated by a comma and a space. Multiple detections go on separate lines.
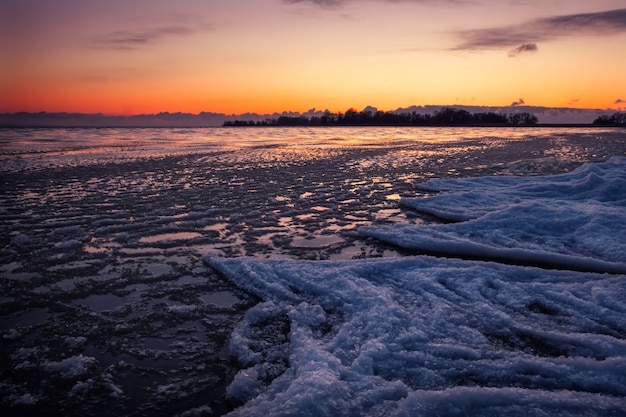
398, 155, 625, 222
360, 157, 626, 273
206, 256, 626, 416
44, 355, 98, 379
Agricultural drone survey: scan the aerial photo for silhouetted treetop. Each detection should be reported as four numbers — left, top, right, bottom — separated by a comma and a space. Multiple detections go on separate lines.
223, 107, 539, 127
593, 112, 626, 126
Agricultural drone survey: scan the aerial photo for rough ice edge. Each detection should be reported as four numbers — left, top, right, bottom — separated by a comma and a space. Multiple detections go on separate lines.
206, 255, 626, 417
361, 157, 626, 273
416, 156, 626, 193
359, 222, 626, 274
404, 156, 626, 222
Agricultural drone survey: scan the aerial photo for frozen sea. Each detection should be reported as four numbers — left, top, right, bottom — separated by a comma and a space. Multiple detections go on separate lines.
1, 126, 625, 416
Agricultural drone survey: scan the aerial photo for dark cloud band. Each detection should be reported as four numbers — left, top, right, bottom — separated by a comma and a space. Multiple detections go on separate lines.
454, 8, 626, 51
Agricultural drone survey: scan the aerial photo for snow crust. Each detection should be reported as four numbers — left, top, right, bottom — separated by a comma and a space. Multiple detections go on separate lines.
361, 156, 626, 273
207, 256, 626, 416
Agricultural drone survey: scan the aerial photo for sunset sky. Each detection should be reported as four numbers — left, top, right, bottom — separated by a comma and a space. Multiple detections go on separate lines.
1, 0, 625, 115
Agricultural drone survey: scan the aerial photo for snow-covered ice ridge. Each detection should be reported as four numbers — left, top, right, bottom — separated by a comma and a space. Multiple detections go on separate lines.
361, 156, 626, 274
208, 256, 626, 416
207, 157, 626, 416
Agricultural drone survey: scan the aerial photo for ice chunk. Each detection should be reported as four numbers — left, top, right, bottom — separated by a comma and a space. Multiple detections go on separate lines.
12, 393, 38, 406
168, 304, 198, 314
44, 355, 98, 379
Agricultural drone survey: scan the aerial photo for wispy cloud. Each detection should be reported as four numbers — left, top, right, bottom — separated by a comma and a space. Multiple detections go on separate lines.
284, 0, 468, 8
453, 8, 626, 52
616, 98, 626, 104
92, 24, 209, 50
284, 0, 345, 7
511, 98, 525, 106
508, 43, 537, 57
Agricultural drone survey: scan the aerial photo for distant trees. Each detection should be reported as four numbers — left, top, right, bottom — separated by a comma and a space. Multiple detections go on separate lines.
224, 107, 540, 127
593, 112, 626, 126
508, 112, 539, 125
472, 111, 509, 124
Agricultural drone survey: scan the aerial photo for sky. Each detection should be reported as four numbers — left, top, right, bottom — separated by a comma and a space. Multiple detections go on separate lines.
1, 0, 626, 116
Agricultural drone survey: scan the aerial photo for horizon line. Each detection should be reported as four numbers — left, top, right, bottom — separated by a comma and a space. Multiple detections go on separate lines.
1, 105, 623, 128
2, 103, 625, 117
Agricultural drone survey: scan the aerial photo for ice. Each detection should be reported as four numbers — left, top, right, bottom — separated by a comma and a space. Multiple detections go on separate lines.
44, 355, 98, 379
206, 256, 626, 416
2, 126, 626, 416
139, 232, 202, 243
202, 155, 626, 416
168, 304, 198, 314
12, 393, 38, 406
398, 156, 626, 222
64, 336, 87, 349
361, 157, 626, 273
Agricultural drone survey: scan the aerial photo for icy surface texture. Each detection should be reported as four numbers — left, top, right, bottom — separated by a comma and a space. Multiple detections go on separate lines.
205, 151, 626, 416
361, 157, 626, 273
2, 126, 626, 416
208, 256, 626, 416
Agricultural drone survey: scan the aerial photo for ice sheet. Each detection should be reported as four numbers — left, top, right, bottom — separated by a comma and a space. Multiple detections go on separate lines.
361, 157, 626, 273
207, 256, 626, 416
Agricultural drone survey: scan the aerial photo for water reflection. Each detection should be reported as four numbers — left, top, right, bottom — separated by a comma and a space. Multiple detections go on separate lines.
2, 126, 622, 172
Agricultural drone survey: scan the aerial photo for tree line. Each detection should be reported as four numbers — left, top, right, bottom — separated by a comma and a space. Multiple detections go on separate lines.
592, 112, 626, 126
224, 107, 539, 127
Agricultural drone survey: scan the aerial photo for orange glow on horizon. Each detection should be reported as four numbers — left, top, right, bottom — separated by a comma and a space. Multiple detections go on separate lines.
2, 90, 622, 117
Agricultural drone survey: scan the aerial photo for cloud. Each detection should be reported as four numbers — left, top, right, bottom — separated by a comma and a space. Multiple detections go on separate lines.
454, 8, 626, 51
508, 43, 537, 57
285, 0, 345, 7
616, 98, 626, 104
92, 25, 207, 50
284, 0, 467, 8
511, 98, 525, 106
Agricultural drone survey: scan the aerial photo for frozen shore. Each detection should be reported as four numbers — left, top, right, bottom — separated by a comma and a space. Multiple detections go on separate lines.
1, 127, 625, 416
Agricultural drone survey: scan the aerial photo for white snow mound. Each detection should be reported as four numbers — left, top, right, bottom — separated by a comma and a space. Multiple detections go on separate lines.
207, 256, 626, 417
361, 156, 626, 273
